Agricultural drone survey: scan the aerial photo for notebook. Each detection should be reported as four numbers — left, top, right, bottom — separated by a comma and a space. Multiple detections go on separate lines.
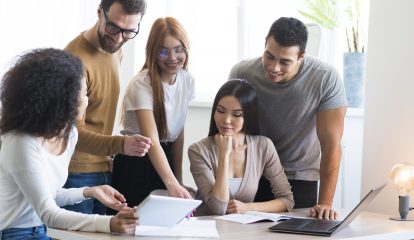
136, 195, 202, 227
269, 182, 387, 236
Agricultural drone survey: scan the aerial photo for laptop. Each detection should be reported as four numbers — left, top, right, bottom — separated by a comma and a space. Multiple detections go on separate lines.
269, 182, 387, 236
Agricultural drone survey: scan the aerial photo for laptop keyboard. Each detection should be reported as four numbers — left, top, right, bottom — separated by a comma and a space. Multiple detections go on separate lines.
298, 219, 341, 231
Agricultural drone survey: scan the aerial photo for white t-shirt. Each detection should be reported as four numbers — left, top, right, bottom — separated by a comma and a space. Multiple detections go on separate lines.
229, 178, 242, 197
122, 69, 195, 142
0, 127, 111, 232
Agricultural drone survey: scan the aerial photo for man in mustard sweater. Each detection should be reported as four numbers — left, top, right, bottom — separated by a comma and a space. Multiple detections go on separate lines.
63, 0, 151, 214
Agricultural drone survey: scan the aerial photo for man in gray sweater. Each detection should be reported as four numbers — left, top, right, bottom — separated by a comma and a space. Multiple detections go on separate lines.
229, 17, 347, 220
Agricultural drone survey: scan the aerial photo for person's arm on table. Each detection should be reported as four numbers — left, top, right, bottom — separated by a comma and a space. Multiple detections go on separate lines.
311, 107, 346, 220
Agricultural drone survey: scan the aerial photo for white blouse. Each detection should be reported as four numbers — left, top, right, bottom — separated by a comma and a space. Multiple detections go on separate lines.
229, 178, 242, 197
0, 127, 111, 232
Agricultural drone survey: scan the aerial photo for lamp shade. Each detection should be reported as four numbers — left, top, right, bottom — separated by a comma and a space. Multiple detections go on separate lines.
390, 163, 414, 196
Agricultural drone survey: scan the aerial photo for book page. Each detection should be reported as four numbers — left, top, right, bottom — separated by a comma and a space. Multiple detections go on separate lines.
245, 211, 290, 222
215, 211, 290, 224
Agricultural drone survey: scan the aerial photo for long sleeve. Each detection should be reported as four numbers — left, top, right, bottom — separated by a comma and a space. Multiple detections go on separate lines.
55, 187, 87, 207
262, 138, 295, 211
188, 140, 228, 215
0, 133, 111, 232
75, 124, 125, 156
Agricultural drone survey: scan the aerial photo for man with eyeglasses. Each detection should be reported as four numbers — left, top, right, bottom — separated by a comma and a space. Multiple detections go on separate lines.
63, 0, 152, 215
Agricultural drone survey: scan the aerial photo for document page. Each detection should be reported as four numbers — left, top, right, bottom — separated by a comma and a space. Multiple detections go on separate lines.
135, 220, 219, 238
215, 211, 290, 224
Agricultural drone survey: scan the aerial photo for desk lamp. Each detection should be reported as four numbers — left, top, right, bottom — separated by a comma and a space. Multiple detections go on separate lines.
389, 163, 414, 221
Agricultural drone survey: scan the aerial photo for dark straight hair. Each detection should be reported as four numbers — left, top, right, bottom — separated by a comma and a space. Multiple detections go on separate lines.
208, 79, 260, 136
100, 0, 147, 15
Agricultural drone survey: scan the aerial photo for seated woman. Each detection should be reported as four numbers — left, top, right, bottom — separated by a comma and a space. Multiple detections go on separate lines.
0, 48, 138, 239
188, 79, 294, 216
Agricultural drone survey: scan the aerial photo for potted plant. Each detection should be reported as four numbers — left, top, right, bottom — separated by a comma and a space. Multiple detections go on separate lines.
299, 0, 367, 108
343, 0, 366, 108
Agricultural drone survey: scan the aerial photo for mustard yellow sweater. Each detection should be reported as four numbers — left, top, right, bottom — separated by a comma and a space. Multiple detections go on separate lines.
64, 32, 124, 173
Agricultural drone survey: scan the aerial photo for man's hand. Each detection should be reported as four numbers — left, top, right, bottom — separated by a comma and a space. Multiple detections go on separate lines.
110, 206, 139, 235
108, 158, 114, 172
309, 203, 337, 220
84, 185, 127, 211
226, 199, 252, 214
123, 134, 152, 157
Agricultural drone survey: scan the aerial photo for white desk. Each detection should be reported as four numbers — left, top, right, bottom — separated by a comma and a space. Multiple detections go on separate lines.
48, 210, 414, 240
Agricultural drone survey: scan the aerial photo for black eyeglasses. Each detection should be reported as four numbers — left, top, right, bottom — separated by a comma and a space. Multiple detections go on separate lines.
101, 8, 139, 39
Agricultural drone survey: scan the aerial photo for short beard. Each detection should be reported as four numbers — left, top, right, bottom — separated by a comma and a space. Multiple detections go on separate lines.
97, 29, 124, 53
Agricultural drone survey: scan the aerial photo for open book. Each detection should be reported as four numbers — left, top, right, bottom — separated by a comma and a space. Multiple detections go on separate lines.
215, 211, 290, 224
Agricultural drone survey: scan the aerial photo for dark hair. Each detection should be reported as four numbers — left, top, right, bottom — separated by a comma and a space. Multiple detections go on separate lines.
101, 0, 147, 15
266, 17, 308, 54
208, 79, 260, 136
0, 48, 83, 140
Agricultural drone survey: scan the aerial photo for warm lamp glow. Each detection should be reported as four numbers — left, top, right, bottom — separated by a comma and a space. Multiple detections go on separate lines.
390, 163, 414, 196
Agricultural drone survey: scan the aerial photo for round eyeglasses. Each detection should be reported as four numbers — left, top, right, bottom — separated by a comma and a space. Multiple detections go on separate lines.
158, 46, 186, 60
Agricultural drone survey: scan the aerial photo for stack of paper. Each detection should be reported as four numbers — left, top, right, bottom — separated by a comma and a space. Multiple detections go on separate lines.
135, 220, 219, 238
215, 211, 290, 224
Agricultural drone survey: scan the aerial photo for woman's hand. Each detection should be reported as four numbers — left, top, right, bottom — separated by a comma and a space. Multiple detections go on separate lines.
110, 206, 139, 235
83, 185, 127, 211
167, 183, 193, 199
226, 199, 252, 214
181, 184, 197, 198
215, 134, 232, 157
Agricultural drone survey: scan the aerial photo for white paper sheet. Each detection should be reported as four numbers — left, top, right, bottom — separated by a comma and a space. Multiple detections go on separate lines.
135, 220, 219, 238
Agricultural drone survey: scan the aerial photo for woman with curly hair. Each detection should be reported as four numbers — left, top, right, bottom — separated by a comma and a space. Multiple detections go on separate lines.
0, 48, 139, 239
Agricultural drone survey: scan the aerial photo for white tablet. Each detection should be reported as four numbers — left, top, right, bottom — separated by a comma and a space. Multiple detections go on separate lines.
136, 195, 202, 227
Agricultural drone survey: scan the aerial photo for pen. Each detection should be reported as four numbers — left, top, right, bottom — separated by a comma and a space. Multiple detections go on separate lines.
186, 209, 195, 220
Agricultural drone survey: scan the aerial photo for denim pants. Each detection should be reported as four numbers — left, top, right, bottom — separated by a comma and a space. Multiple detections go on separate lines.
62, 171, 111, 214
0, 224, 50, 240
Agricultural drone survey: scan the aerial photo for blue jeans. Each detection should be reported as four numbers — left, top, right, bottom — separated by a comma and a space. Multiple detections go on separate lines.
0, 224, 50, 240
62, 172, 111, 214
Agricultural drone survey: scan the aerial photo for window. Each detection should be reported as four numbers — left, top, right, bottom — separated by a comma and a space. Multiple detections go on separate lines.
133, 0, 306, 102
0, 0, 99, 77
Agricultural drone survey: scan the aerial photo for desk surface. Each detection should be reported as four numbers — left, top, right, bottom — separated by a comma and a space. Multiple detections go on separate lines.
48, 210, 414, 240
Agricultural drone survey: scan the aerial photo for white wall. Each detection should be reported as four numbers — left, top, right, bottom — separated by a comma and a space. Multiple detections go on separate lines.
0, 0, 100, 77
362, 0, 414, 215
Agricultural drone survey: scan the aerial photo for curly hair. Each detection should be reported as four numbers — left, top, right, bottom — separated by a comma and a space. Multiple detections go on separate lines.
100, 0, 147, 15
266, 17, 308, 54
0, 48, 83, 140
208, 79, 260, 137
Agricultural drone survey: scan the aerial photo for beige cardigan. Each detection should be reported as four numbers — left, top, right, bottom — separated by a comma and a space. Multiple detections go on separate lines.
188, 135, 294, 216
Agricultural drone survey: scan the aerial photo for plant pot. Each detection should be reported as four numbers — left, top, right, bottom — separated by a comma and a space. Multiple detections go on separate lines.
343, 52, 366, 108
